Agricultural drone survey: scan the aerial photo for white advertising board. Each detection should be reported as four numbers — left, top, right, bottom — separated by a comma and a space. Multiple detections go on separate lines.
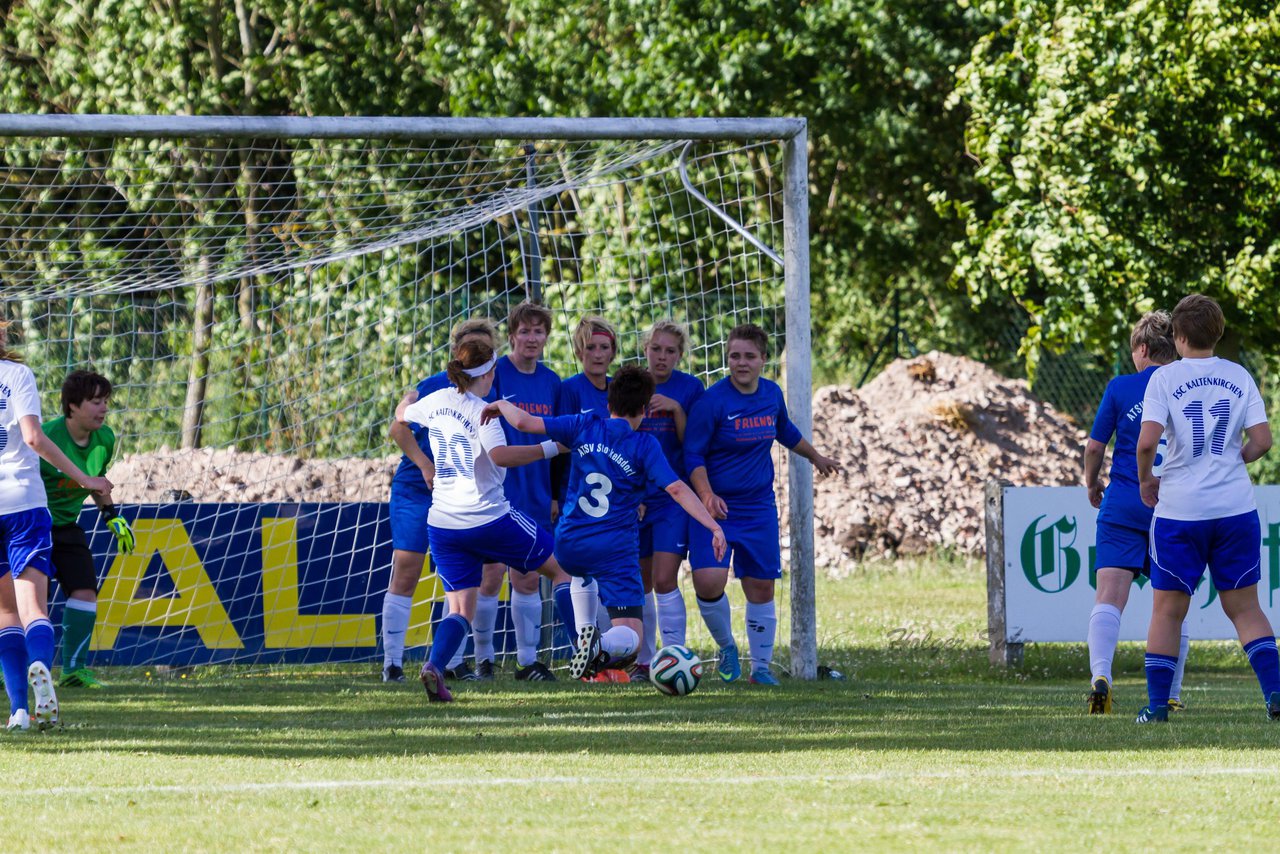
999, 486, 1280, 642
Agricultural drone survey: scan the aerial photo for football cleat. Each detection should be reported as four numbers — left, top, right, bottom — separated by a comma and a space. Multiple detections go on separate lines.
582, 669, 630, 684
6, 709, 30, 731
445, 662, 478, 682
717, 644, 741, 683
569, 625, 608, 680
59, 667, 106, 689
28, 663, 59, 731
1134, 704, 1169, 724
1086, 676, 1112, 714
475, 659, 495, 681
1267, 692, 1280, 721
627, 663, 651, 682
1167, 698, 1186, 713
419, 662, 454, 703
382, 665, 406, 683
749, 667, 781, 686
514, 662, 557, 682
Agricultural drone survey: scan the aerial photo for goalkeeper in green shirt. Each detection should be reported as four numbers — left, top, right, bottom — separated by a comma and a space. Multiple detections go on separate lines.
39, 370, 134, 689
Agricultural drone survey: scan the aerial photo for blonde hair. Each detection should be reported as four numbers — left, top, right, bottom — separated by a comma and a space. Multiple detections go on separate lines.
643, 319, 689, 355
571, 315, 618, 360
0, 320, 23, 363
449, 317, 498, 354
1130, 310, 1176, 364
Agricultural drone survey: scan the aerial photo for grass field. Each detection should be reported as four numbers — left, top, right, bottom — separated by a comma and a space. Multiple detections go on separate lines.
7, 555, 1280, 851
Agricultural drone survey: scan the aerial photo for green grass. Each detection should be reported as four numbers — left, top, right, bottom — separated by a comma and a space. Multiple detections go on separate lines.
7, 555, 1280, 851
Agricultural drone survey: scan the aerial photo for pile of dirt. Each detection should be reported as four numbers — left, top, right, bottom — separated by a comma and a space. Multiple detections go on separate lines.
106, 352, 1085, 572
779, 351, 1085, 572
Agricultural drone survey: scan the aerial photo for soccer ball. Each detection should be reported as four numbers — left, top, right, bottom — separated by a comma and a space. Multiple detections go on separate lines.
649, 644, 703, 696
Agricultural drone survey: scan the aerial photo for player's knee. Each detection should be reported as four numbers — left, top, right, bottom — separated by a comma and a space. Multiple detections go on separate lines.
742, 578, 775, 605
389, 551, 426, 595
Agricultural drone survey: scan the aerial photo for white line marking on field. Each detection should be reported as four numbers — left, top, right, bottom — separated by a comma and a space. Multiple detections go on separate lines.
18, 767, 1280, 798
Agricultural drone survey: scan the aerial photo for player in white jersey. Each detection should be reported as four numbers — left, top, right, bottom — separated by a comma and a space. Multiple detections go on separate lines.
1135, 294, 1277, 723
0, 322, 112, 730
395, 340, 574, 702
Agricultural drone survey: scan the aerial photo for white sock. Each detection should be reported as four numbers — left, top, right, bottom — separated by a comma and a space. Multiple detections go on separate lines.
1170, 620, 1191, 701
638, 593, 657, 665
381, 593, 412, 668
570, 577, 598, 632
656, 589, 687, 647
595, 592, 613, 632
601, 625, 639, 660
511, 590, 543, 668
744, 600, 777, 670
697, 593, 735, 650
1087, 603, 1122, 682
473, 593, 500, 664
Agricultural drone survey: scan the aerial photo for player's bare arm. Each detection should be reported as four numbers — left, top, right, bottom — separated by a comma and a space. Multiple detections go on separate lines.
1083, 438, 1107, 509
1136, 420, 1163, 508
688, 465, 727, 519
1242, 422, 1273, 464
791, 438, 841, 477
666, 479, 727, 561
20, 415, 111, 494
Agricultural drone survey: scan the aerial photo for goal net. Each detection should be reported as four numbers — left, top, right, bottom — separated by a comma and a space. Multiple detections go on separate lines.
0, 116, 813, 676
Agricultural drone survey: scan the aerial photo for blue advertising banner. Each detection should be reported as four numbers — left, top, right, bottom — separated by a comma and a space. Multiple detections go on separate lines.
50, 503, 463, 666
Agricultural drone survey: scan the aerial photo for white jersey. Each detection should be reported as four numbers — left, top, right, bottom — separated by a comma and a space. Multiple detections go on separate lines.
0, 360, 48, 515
1142, 356, 1267, 521
403, 387, 510, 529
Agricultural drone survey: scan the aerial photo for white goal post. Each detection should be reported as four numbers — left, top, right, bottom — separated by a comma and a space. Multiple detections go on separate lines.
0, 114, 817, 678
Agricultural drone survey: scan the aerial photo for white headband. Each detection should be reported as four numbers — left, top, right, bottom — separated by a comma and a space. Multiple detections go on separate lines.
462, 354, 498, 378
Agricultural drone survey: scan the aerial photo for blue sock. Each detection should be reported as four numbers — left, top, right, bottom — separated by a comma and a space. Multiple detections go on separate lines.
1145, 652, 1179, 708
553, 583, 576, 639
25, 618, 54, 671
1242, 636, 1280, 699
0, 627, 27, 715
428, 614, 470, 671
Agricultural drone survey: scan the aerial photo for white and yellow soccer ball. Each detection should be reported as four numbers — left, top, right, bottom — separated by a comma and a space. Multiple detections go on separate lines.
649, 644, 704, 696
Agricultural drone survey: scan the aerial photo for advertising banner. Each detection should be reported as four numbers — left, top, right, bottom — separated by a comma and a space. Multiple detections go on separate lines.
999, 486, 1280, 642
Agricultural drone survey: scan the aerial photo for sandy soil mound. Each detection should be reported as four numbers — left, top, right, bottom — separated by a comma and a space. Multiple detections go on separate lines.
780, 351, 1085, 571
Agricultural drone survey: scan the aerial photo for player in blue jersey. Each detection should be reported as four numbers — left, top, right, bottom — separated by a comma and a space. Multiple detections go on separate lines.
1135, 295, 1277, 723
1083, 312, 1188, 714
684, 323, 840, 686
472, 300, 573, 682
557, 315, 616, 420
484, 366, 727, 681
380, 317, 499, 683
0, 322, 112, 730
397, 339, 577, 703
636, 320, 705, 678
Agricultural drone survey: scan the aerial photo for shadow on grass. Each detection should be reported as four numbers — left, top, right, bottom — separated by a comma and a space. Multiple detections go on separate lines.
11, 661, 1280, 761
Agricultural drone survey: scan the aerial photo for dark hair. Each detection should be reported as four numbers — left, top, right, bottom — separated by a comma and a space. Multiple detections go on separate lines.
1171, 294, 1225, 351
1129, 310, 1176, 365
607, 365, 655, 418
446, 341, 496, 391
727, 323, 768, 357
507, 300, 553, 338
61, 369, 113, 417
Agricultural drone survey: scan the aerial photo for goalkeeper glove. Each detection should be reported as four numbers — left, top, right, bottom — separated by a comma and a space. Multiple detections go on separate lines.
100, 505, 135, 554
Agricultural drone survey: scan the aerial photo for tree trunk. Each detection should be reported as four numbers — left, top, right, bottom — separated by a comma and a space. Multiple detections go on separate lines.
182, 255, 215, 449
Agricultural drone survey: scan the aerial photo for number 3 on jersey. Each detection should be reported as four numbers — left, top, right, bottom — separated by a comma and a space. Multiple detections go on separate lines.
578, 472, 613, 518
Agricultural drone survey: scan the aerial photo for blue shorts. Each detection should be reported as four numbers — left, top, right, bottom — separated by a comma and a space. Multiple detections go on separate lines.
689, 505, 781, 580
427, 510, 553, 593
0, 508, 53, 579
1094, 520, 1149, 576
1150, 511, 1261, 595
389, 482, 432, 554
555, 537, 645, 611
639, 499, 690, 559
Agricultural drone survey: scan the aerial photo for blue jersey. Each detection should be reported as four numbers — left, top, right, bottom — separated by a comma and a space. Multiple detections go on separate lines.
493, 356, 561, 525
684, 377, 803, 509
557, 373, 610, 417
391, 371, 496, 502
544, 414, 677, 558
1090, 366, 1159, 530
637, 370, 704, 503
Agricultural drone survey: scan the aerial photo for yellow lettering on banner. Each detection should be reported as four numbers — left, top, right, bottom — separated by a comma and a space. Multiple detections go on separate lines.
94, 520, 243, 650
405, 556, 447, 647
261, 518, 376, 647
